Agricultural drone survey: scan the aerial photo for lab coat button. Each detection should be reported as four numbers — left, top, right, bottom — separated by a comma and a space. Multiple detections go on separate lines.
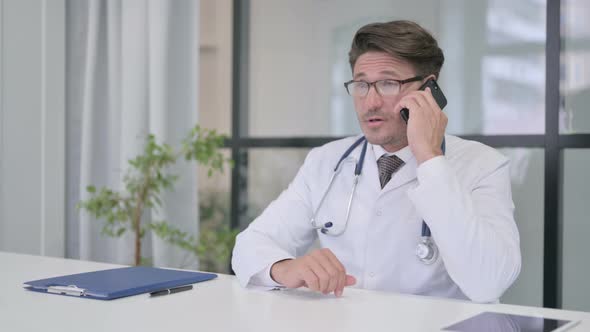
375, 210, 382, 216
369, 272, 375, 277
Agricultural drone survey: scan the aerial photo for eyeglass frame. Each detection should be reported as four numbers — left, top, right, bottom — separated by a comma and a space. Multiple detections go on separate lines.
343, 76, 424, 97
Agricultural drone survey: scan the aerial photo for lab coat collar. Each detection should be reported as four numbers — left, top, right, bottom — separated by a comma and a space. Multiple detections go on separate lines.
372, 144, 414, 165
343, 136, 382, 194
370, 142, 418, 193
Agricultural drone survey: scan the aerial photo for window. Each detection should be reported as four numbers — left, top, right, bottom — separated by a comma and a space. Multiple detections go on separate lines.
222, 0, 590, 309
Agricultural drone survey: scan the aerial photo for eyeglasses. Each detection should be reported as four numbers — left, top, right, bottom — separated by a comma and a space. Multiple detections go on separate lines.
343, 76, 423, 97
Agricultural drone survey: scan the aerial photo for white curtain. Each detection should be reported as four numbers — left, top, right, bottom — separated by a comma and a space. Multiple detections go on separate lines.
66, 0, 200, 268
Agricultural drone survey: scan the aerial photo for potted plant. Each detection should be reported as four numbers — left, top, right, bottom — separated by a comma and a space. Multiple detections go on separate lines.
78, 125, 232, 268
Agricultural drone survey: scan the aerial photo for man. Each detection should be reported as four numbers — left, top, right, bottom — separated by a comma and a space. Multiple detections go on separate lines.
231, 20, 521, 303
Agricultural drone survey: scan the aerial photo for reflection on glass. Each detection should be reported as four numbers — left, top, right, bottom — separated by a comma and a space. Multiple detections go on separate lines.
245, 148, 310, 228
561, 0, 590, 133
248, 0, 546, 136
499, 149, 544, 307
197, 149, 232, 273
562, 0, 590, 40
562, 149, 590, 311
486, 0, 546, 46
443, 312, 573, 332
482, 55, 545, 134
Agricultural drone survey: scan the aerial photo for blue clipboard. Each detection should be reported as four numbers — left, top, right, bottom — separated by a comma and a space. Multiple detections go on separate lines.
24, 266, 217, 300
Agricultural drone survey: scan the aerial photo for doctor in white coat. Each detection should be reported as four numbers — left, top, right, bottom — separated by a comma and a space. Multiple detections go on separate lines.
231, 20, 521, 303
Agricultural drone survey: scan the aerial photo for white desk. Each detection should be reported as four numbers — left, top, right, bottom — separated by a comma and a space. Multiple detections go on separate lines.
1, 252, 588, 332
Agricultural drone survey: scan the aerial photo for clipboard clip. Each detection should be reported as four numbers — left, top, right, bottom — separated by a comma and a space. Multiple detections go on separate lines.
47, 285, 86, 296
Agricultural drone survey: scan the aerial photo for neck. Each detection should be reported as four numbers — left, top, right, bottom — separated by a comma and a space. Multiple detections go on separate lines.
381, 142, 408, 153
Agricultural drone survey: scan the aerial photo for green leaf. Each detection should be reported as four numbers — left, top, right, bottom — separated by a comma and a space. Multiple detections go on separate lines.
79, 126, 233, 269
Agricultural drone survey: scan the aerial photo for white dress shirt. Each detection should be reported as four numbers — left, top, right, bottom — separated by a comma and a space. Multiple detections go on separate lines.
231, 135, 521, 302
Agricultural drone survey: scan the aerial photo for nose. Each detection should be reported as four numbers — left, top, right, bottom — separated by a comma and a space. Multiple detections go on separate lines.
364, 84, 383, 111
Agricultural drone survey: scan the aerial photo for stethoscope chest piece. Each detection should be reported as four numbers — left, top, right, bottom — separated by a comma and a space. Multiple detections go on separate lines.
415, 236, 439, 265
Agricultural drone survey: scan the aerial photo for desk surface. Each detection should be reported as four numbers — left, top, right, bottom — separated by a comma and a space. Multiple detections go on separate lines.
1, 252, 589, 332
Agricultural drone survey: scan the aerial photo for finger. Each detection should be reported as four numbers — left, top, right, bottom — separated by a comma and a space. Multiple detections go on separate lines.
300, 266, 320, 292
414, 91, 438, 128
396, 98, 422, 118
422, 87, 441, 114
412, 91, 441, 126
320, 248, 346, 272
402, 99, 428, 129
326, 270, 339, 295
408, 91, 436, 125
345, 275, 357, 286
320, 250, 347, 296
306, 256, 331, 293
335, 278, 344, 297
318, 256, 343, 295
335, 266, 345, 297
401, 93, 425, 110
423, 88, 448, 134
336, 275, 357, 297
335, 272, 350, 297
313, 251, 341, 294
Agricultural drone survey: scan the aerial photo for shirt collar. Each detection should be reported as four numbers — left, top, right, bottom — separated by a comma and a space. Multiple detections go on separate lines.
371, 142, 415, 164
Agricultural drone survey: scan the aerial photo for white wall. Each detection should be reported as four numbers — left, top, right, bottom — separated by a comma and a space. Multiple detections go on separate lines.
0, 0, 65, 257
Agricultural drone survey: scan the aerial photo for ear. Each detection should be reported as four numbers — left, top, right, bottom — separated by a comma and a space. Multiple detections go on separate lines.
424, 74, 437, 82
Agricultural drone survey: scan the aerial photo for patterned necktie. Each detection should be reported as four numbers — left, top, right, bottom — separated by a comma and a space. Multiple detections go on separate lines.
377, 155, 405, 189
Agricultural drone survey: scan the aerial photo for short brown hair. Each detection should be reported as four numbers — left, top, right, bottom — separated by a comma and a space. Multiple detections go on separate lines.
348, 20, 444, 79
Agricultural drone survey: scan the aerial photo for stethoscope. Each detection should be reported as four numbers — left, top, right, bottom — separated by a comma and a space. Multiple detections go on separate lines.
310, 136, 444, 265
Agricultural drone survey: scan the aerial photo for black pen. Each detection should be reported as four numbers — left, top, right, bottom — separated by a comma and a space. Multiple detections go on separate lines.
150, 285, 193, 297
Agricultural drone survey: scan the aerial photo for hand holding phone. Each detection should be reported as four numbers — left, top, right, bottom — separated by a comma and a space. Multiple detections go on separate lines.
400, 79, 447, 124
400, 79, 448, 161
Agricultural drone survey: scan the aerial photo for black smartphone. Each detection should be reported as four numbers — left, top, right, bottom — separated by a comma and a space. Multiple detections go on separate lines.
400, 79, 447, 124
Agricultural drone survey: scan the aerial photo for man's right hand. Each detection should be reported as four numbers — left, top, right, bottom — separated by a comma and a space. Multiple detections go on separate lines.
270, 248, 356, 297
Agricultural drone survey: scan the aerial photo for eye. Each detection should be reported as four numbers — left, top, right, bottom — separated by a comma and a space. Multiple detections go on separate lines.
352, 82, 369, 90
380, 80, 397, 88
345, 81, 369, 96
376, 80, 400, 95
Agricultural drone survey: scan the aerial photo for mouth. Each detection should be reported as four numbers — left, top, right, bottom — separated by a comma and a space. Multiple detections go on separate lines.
365, 117, 384, 127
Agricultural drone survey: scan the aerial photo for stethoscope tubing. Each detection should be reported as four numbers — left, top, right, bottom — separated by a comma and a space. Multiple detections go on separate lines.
309, 136, 443, 264
317, 136, 435, 238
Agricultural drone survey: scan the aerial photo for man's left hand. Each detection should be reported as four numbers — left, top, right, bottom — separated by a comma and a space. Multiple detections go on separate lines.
397, 87, 448, 165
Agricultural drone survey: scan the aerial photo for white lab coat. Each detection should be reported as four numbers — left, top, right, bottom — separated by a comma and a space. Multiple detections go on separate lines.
231, 135, 521, 303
